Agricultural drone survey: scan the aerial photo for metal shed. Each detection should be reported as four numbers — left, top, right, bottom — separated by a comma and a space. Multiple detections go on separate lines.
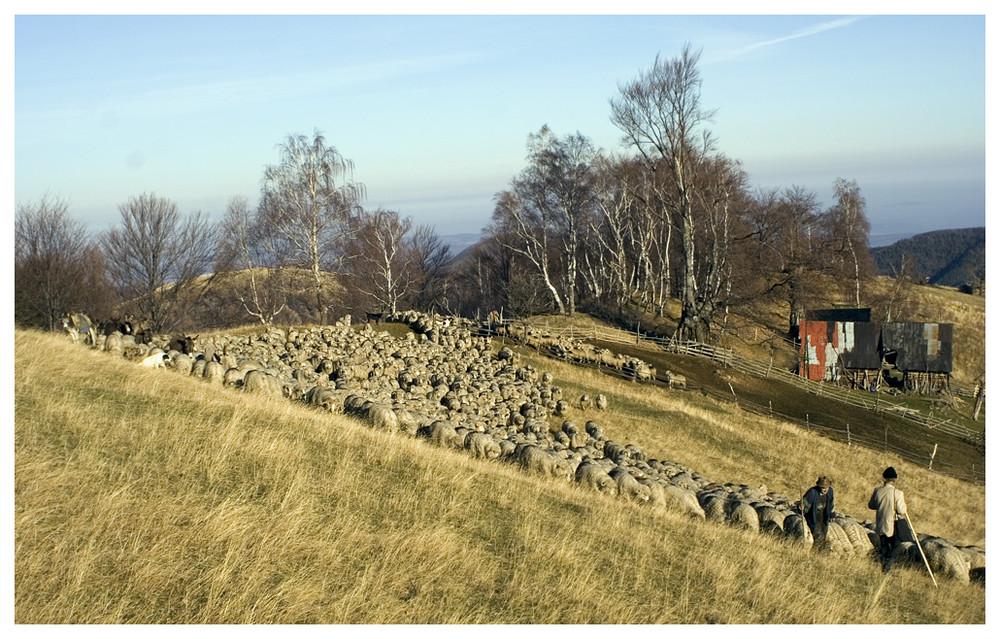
881, 323, 954, 374
798, 319, 881, 381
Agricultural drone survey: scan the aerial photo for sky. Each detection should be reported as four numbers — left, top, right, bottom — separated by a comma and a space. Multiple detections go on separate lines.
11, 4, 990, 245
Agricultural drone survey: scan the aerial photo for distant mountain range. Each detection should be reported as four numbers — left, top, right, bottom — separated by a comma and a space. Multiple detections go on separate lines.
870, 227, 984, 289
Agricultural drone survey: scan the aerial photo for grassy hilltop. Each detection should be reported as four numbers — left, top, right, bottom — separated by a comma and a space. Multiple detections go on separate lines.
14, 328, 985, 624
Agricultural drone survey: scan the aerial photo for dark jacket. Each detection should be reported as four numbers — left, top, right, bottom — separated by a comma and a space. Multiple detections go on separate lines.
802, 486, 834, 529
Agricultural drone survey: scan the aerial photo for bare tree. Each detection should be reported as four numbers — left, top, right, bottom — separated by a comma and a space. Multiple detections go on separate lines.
15, 196, 108, 330
490, 126, 600, 316
216, 196, 288, 325
690, 154, 750, 336
490, 188, 565, 315
526, 126, 600, 315
610, 44, 716, 341
259, 130, 365, 323
744, 185, 827, 335
345, 208, 414, 316
101, 193, 217, 332
824, 178, 873, 307
408, 223, 452, 313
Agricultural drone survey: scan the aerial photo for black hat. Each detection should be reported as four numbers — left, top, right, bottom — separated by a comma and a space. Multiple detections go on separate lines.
816, 476, 832, 488
883, 467, 898, 480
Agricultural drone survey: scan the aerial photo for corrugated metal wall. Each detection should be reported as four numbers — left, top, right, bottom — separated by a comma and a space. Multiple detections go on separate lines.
799, 316, 954, 380
881, 322, 954, 373
798, 320, 881, 381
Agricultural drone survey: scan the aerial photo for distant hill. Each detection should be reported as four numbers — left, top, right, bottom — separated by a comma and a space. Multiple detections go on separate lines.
440, 232, 481, 255
870, 227, 984, 289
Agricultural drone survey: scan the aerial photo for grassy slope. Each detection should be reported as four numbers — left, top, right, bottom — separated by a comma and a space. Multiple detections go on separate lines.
14, 330, 985, 624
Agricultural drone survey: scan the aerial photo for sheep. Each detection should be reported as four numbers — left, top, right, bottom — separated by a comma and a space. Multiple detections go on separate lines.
584, 421, 605, 442
305, 385, 342, 412
465, 431, 501, 460
835, 517, 875, 556
202, 360, 226, 384
222, 367, 246, 387
782, 513, 814, 547
242, 370, 284, 397
418, 421, 463, 449
514, 444, 558, 477
103, 332, 123, 355
367, 403, 399, 430
661, 484, 706, 519
574, 461, 618, 496
824, 521, 854, 556
170, 352, 194, 375
920, 537, 972, 584
609, 467, 650, 502
699, 493, 728, 523
665, 371, 687, 390
726, 500, 760, 532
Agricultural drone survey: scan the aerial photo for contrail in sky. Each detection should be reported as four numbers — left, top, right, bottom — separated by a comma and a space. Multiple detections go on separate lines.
724, 17, 863, 59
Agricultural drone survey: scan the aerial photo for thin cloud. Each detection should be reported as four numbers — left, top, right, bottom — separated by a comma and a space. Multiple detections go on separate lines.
19, 51, 489, 124
723, 17, 864, 59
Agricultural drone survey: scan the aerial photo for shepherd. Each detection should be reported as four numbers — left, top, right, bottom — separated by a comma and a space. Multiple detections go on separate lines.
868, 467, 908, 573
800, 476, 834, 552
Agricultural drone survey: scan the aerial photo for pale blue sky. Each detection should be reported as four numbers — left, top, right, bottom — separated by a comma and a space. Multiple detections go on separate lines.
13, 8, 988, 242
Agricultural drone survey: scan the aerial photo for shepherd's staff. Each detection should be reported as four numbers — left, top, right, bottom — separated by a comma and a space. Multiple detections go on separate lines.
905, 512, 938, 588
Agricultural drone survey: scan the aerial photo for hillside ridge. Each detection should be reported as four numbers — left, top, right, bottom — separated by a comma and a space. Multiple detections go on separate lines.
870, 227, 984, 289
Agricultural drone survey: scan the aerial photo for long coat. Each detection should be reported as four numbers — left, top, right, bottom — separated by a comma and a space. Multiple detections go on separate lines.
868, 483, 908, 537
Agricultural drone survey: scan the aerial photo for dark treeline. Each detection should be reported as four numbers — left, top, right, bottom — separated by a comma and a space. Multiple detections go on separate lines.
17, 46, 898, 341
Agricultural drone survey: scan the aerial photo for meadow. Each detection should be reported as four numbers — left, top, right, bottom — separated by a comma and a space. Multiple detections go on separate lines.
14, 328, 985, 624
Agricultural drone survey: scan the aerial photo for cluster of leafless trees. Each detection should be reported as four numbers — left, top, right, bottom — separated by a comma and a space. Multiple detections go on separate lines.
15, 131, 453, 333
463, 45, 877, 340
16, 46, 884, 342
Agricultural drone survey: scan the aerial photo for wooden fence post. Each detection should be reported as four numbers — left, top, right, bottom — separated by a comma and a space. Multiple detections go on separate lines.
929, 443, 938, 470
847, 423, 851, 446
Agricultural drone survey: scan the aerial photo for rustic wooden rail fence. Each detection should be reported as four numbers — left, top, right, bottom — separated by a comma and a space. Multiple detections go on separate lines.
489, 320, 984, 483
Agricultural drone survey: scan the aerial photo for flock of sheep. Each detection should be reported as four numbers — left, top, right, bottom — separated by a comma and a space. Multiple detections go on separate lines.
81, 310, 984, 585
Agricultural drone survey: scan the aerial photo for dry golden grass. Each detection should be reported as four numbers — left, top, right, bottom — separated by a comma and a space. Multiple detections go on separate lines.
15, 329, 985, 624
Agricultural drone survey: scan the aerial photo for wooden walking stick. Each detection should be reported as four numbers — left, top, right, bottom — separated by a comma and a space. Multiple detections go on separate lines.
905, 512, 938, 588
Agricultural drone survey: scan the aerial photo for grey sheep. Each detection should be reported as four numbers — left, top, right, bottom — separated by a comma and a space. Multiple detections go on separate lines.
514, 444, 558, 477
305, 385, 342, 412
594, 394, 608, 410
584, 421, 605, 441
661, 484, 706, 519
609, 467, 650, 502
418, 421, 464, 449
726, 500, 760, 532
465, 431, 501, 460
574, 461, 618, 496
754, 504, 787, 536
242, 370, 284, 397
920, 537, 972, 584
782, 513, 814, 547
202, 360, 226, 384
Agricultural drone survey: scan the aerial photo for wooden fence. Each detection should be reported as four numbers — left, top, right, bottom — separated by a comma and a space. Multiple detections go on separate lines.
494, 320, 985, 483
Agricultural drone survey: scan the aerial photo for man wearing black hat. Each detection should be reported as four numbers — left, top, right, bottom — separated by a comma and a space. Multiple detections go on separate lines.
868, 467, 908, 572
800, 476, 834, 551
